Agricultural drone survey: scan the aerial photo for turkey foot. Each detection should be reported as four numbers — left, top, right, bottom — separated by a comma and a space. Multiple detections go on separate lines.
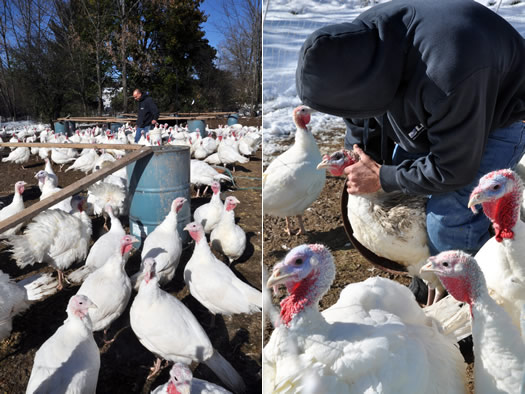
146, 357, 169, 380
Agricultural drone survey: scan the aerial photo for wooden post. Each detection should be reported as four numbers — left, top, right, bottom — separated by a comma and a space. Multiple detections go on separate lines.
0, 147, 153, 234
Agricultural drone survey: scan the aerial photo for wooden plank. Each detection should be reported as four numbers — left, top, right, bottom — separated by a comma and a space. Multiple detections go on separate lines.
0, 147, 153, 234
0, 142, 144, 150
54, 115, 223, 122
55, 117, 135, 122
166, 112, 232, 116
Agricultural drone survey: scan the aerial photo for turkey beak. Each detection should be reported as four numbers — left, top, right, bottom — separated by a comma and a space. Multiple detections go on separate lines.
467, 192, 483, 212
266, 267, 295, 288
316, 157, 331, 170
86, 299, 98, 309
420, 258, 438, 274
129, 235, 140, 248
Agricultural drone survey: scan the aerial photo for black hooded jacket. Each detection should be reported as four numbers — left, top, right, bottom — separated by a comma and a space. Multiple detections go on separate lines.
136, 94, 159, 128
296, 0, 525, 195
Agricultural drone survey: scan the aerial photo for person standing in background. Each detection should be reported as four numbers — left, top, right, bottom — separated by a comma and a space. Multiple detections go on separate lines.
133, 88, 159, 143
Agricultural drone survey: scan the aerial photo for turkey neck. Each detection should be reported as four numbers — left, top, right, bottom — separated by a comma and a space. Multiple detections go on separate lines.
12, 189, 24, 205
137, 276, 161, 300
470, 288, 525, 394
280, 253, 335, 326
210, 191, 222, 205
481, 179, 522, 242
219, 209, 235, 228
108, 215, 124, 234
158, 210, 178, 231
293, 127, 320, 156
481, 180, 525, 278
65, 311, 94, 334
193, 234, 214, 257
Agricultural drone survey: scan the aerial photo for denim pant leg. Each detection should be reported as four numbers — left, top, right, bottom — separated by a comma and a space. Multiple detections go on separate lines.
426, 121, 525, 255
134, 126, 150, 143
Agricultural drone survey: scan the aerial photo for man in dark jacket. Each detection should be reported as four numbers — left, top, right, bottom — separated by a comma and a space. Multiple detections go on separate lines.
133, 89, 159, 143
296, 0, 525, 257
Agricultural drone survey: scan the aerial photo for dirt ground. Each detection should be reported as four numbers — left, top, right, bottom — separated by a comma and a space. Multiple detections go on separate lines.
0, 118, 262, 393
262, 133, 475, 393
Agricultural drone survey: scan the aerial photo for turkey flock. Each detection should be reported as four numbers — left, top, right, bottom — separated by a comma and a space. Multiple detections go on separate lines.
263, 106, 525, 393
0, 119, 262, 393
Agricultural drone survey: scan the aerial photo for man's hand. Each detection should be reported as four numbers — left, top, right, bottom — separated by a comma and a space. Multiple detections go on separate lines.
345, 145, 382, 194
151, 119, 158, 125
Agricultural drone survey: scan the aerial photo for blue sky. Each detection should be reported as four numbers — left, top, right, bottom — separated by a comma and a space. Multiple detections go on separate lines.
200, 0, 226, 49
200, 0, 239, 49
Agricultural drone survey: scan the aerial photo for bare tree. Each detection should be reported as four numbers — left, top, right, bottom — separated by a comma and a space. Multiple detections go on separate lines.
0, 0, 17, 118
113, 0, 141, 112
217, 0, 262, 116
71, 0, 114, 115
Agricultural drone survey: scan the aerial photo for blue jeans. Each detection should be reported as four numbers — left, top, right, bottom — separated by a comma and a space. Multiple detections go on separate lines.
392, 121, 525, 256
135, 126, 151, 143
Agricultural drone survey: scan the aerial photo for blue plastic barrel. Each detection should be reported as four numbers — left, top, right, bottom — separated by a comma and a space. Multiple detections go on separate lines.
187, 119, 207, 137
110, 122, 123, 133
127, 145, 191, 245
227, 113, 239, 126
54, 121, 66, 134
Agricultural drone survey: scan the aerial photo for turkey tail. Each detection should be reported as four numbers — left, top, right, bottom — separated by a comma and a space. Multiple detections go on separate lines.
236, 155, 249, 164
19, 272, 58, 301
8, 235, 40, 269
213, 173, 232, 183
241, 285, 262, 312
204, 350, 245, 393
67, 265, 92, 284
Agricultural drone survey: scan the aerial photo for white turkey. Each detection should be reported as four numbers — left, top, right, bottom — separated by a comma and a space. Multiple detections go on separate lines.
237, 132, 261, 157
151, 362, 232, 394
210, 196, 246, 264
132, 197, 186, 290
9, 195, 92, 290
0, 271, 58, 340
76, 235, 137, 334
0, 181, 26, 238
35, 170, 72, 213
193, 181, 223, 234
264, 244, 467, 393
190, 159, 231, 197
68, 204, 126, 283
217, 136, 249, 172
184, 222, 261, 318
50, 145, 78, 169
317, 149, 444, 306
130, 258, 246, 392
422, 251, 525, 394
2, 141, 31, 168
204, 152, 222, 166
427, 168, 525, 339
26, 295, 100, 394
263, 105, 326, 236
43, 156, 57, 182
65, 148, 99, 173
2, 145, 30, 168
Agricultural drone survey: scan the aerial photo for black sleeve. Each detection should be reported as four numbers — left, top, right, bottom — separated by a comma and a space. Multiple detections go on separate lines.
148, 98, 159, 121
344, 117, 388, 163
380, 70, 492, 195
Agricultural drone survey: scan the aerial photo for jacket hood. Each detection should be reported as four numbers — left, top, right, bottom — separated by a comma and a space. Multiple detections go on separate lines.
296, 15, 408, 118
